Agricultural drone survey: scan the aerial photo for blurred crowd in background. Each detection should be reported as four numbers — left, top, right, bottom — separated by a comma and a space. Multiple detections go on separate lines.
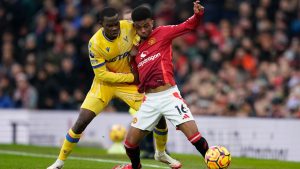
0, 0, 299, 118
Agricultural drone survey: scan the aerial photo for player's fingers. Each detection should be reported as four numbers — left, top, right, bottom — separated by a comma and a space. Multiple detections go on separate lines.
194, 0, 202, 13
193, 3, 198, 9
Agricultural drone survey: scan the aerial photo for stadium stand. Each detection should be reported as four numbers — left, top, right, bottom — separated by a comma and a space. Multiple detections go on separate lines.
0, 0, 299, 118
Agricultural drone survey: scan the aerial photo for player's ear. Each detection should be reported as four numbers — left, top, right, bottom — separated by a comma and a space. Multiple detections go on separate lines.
150, 20, 154, 28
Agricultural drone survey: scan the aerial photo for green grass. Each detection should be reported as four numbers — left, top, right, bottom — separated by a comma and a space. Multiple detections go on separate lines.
0, 144, 299, 169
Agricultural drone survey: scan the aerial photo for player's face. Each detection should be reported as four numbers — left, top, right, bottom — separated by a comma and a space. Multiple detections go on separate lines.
134, 18, 154, 40
102, 14, 120, 40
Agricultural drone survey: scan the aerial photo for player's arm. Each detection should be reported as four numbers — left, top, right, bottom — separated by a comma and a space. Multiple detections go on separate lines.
129, 45, 139, 84
89, 44, 135, 83
161, 0, 204, 39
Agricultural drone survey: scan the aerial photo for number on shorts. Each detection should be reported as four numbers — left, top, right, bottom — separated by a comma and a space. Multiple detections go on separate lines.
175, 104, 187, 115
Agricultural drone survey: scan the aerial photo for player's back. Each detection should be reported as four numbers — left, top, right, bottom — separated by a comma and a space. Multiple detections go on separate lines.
88, 20, 137, 74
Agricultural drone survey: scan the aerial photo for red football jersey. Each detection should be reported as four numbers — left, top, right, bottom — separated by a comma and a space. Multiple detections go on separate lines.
135, 13, 203, 93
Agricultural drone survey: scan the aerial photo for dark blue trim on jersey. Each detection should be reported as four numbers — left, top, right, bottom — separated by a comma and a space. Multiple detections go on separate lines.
153, 128, 168, 136
66, 133, 80, 143
92, 62, 106, 69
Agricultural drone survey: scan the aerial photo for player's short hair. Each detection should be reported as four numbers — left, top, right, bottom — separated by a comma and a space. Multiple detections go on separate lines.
131, 6, 152, 22
99, 7, 119, 22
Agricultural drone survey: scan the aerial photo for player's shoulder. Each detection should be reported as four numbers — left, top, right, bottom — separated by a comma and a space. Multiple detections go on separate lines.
150, 26, 165, 35
120, 20, 134, 29
89, 28, 104, 49
90, 28, 104, 41
155, 25, 170, 31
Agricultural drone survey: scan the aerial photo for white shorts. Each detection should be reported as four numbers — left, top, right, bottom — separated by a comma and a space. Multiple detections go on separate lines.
131, 86, 194, 131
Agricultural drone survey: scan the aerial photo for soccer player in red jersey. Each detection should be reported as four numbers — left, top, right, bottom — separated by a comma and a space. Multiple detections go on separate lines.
113, 1, 209, 169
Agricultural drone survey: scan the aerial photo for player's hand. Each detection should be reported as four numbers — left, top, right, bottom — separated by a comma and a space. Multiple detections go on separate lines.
132, 71, 139, 84
129, 46, 138, 57
194, 0, 204, 15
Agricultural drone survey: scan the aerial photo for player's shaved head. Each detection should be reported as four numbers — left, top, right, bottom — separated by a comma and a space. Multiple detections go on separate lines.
99, 7, 119, 22
131, 6, 152, 22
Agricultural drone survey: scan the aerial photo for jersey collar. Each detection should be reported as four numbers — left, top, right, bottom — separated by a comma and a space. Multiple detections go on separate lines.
102, 30, 120, 42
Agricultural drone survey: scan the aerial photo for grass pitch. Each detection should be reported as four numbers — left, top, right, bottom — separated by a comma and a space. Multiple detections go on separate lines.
0, 144, 299, 169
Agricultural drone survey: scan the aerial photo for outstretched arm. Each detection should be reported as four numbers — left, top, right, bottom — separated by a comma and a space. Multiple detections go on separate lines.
161, 0, 204, 40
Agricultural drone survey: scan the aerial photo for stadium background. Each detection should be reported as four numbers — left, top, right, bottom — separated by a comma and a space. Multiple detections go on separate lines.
0, 0, 299, 117
0, 0, 300, 167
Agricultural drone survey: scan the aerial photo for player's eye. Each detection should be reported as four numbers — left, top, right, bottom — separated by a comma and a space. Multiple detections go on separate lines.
135, 25, 141, 29
143, 24, 150, 28
107, 22, 119, 27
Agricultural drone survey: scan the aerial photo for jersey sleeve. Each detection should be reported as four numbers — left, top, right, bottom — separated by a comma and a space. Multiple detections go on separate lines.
161, 13, 203, 40
133, 34, 141, 46
88, 41, 134, 83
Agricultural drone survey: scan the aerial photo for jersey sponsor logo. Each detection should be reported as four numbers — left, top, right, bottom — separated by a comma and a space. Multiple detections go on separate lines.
106, 51, 130, 63
140, 51, 149, 58
148, 37, 156, 45
137, 52, 161, 68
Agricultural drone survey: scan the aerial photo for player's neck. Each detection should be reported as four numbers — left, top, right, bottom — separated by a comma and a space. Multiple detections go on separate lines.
103, 31, 117, 41
140, 39, 146, 43
140, 30, 153, 42
140, 35, 150, 43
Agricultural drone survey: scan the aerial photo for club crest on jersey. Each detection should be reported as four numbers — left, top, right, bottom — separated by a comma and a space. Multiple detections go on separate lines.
148, 37, 156, 45
106, 47, 110, 52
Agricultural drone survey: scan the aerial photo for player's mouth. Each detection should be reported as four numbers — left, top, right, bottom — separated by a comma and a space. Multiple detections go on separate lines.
111, 31, 119, 37
140, 35, 148, 40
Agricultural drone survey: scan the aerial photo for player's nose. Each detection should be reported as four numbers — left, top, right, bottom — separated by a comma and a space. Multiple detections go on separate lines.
111, 26, 119, 31
141, 28, 147, 33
